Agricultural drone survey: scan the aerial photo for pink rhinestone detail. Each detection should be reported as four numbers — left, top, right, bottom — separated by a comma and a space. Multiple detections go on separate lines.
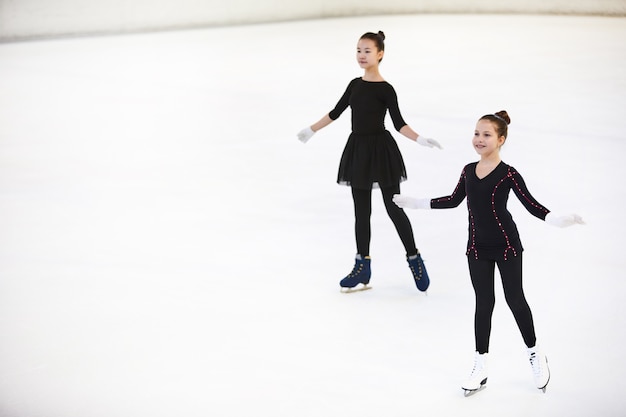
492, 169, 516, 261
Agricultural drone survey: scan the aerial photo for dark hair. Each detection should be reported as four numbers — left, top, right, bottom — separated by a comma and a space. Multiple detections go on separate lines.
360, 31, 385, 62
480, 110, 511, 138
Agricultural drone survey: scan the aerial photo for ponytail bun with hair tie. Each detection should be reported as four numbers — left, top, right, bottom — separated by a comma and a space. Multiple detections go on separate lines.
480, 110, 510, 138
493, 110, 511, 125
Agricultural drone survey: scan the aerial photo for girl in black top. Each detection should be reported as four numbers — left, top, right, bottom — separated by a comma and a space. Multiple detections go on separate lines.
394, 111, 584, 394
297, 31, 441, 292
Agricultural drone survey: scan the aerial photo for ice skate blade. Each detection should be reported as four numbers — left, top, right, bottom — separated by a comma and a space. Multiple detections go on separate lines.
340, 284, 372, 293
462, 378, 487, 397
463, 385, 486, 397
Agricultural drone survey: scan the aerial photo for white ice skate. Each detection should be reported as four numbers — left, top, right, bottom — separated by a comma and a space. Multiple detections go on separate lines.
462, 352, 488, 397
528, 347, 550, 393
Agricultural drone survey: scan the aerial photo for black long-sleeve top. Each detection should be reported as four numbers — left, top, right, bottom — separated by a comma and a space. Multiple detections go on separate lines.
328, 78, 408, 135
431, 161, 550, 260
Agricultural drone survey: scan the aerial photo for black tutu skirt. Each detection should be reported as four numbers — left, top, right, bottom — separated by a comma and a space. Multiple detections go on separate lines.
337, 130, 407, 190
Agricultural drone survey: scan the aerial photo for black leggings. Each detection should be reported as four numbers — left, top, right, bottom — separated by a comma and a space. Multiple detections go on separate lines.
468, 254, 537, 354
351, 184, 418, 257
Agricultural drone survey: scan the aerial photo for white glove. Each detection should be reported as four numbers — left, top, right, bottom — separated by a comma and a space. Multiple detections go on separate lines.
545, 212, 585, 228
392, 194, 431, 210
297, 126, 315, 144
416, 136, 442, 149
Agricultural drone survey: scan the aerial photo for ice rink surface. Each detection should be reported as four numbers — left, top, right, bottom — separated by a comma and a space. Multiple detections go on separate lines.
0, 13, 625, 417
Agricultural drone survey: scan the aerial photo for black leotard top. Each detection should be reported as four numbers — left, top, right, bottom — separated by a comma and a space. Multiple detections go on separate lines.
328, 78, 407, 135
431, 161, 550, 260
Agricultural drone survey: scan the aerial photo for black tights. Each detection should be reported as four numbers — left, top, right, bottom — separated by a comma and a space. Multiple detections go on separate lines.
351, 184, 418, 257
468, 254, 537, 354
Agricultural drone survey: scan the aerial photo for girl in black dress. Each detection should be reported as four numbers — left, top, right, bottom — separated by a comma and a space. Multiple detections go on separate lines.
393, 110, 584, 394
297, 31, 441, 292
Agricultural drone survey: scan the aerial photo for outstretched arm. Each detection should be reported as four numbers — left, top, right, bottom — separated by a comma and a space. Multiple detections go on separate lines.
394, 167, 468, 210
299, 80, 353, 143
509, 168, 584, 227
385, 84, 441, 149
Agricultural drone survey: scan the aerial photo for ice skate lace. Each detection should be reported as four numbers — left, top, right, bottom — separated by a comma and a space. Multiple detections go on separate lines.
469, 362, 479, 377
348, 261, 364, 277
469, 357, 482, 378
409, 257, 423, 280
529, 352, 542, 377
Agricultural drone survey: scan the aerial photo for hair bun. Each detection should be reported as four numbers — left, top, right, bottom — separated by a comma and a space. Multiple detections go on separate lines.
377, 31, 386, 41
494, 110, 511, 125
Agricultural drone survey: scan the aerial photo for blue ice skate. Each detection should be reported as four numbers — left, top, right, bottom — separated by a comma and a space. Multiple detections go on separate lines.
407, 253, 430, 292
340, 255, 371, 292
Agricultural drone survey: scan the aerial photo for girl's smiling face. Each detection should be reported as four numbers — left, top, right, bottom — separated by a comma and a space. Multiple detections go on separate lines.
473, 119, 506, 156
356, 38, 383, 69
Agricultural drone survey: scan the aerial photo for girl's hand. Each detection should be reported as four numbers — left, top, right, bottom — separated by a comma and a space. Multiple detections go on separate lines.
545, 213, 585, 227
416, 136, 442, 149
393, 194, 431, 210
297, 126, 315, 144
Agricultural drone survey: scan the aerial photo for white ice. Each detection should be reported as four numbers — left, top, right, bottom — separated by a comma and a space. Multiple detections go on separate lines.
0, 14, 625, 417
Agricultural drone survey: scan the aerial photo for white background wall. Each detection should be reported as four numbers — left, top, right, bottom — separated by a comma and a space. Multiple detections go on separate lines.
1, 0, 625, 41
